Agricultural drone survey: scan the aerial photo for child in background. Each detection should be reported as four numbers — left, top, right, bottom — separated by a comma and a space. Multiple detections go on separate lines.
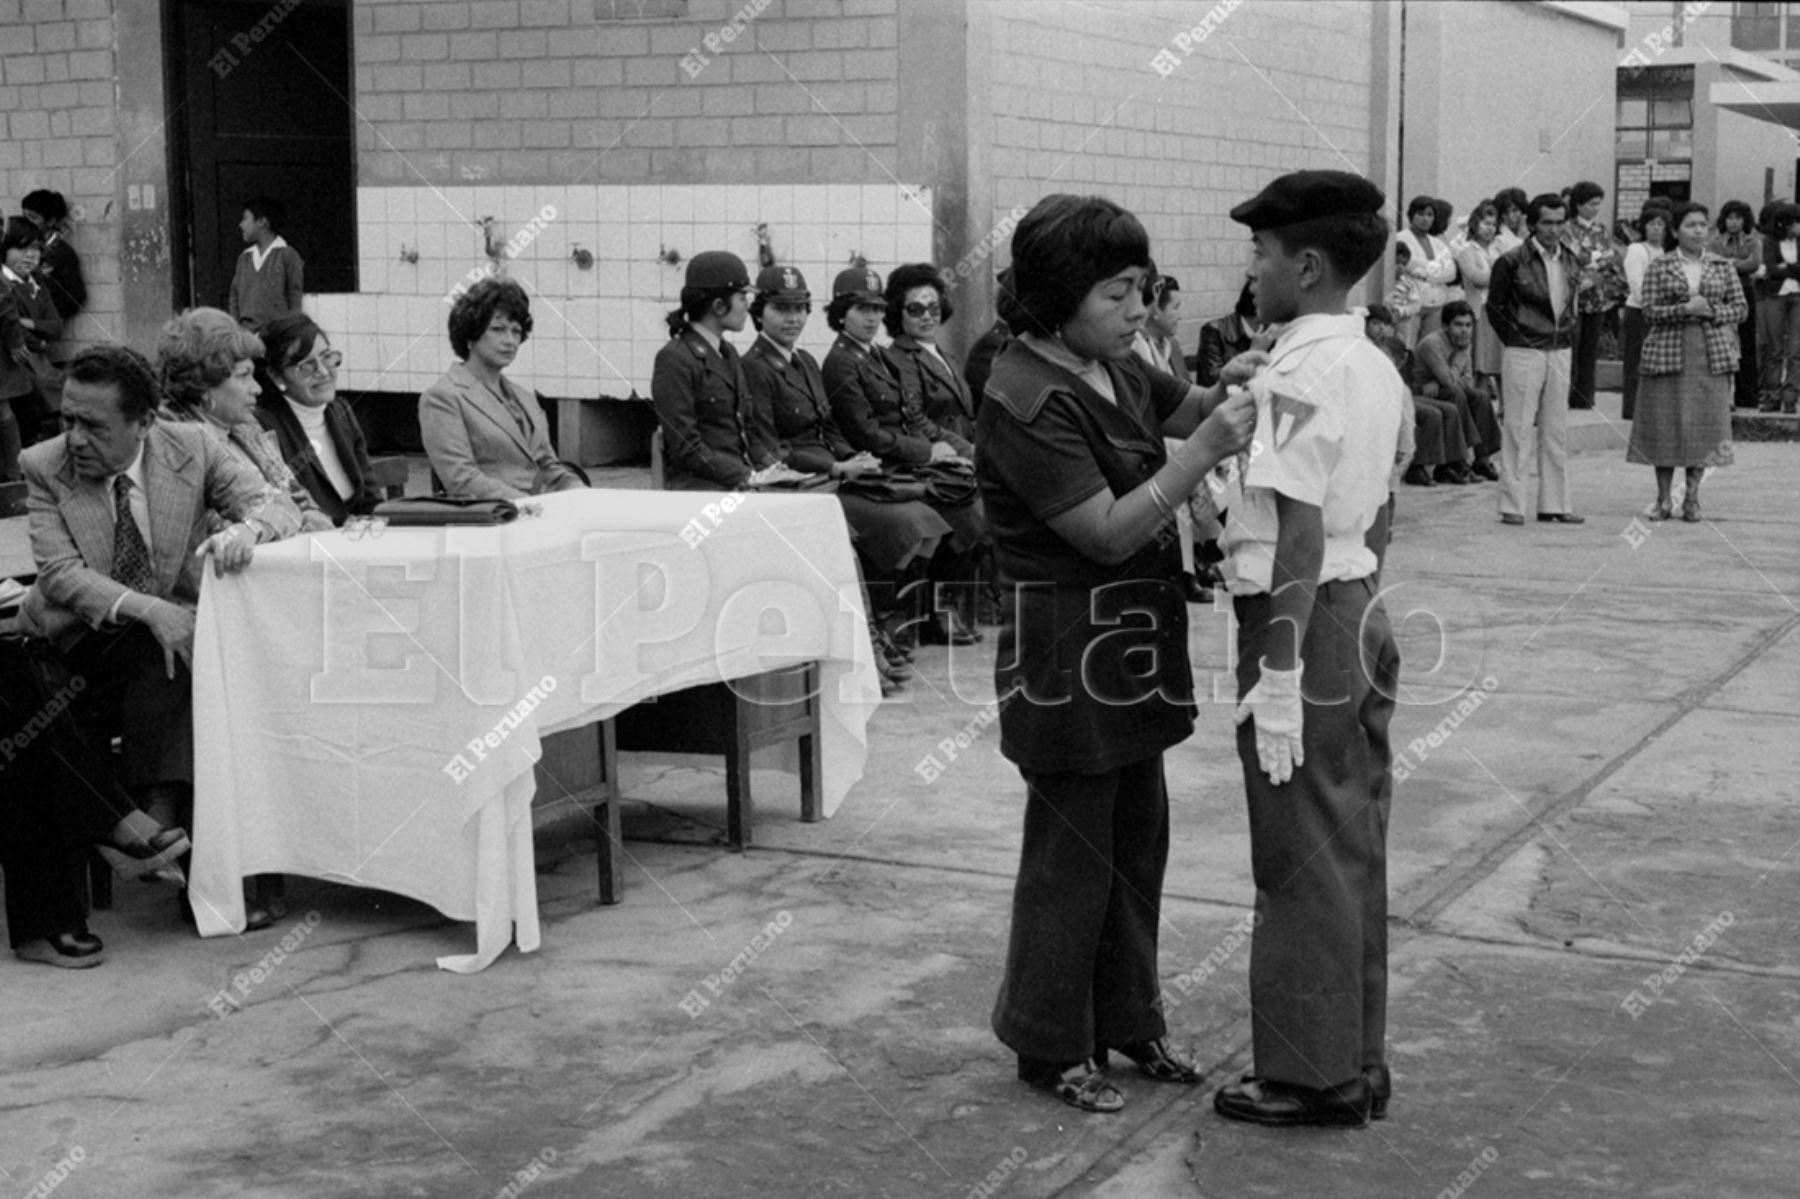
228, 196, 304, 332
1386, 242, 1424, 347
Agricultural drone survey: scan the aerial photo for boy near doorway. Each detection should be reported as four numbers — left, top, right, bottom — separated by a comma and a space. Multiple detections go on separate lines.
228, 196, 304, 332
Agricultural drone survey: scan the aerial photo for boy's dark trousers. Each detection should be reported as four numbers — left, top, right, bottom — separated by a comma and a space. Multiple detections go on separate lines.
1233, 577, 1400, 1088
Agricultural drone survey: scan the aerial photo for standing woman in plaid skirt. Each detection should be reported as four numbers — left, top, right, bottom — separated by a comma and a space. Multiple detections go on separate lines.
1632, 202, 1747, 523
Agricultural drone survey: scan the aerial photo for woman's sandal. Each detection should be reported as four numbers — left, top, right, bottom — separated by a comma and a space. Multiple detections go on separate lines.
1682, 496, 1701, 523
1020, 1057, 1125, 1114
1118, 1038, 1205, 1085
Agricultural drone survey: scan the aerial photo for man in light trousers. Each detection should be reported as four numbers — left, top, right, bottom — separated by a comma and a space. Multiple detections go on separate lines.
1485, 193, 1585, 525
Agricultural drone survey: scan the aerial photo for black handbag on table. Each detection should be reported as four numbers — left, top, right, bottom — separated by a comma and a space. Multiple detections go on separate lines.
371, 497, 520, 526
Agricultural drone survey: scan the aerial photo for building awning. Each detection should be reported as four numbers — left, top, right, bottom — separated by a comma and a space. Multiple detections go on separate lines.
1709, 81, 1800, 131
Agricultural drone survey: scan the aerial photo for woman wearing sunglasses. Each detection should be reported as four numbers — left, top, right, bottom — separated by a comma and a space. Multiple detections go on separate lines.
253, 313, 382, 525
883, 264, 975, 443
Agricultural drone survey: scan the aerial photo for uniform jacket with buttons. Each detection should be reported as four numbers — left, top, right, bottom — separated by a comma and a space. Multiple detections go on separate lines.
887, 334, 976, 443
650, 327, 778, 489
740, 334, 852, 475
823, 335, 971, 465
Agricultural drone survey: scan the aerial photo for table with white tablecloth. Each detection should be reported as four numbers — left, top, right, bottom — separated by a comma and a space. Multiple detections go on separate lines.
188, 489, 881, 971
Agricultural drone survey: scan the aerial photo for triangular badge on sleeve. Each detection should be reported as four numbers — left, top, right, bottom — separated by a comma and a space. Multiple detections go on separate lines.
1268, 390, 1319, 450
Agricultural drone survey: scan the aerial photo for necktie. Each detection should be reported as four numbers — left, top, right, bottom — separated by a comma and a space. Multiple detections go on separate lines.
111, 475, 156, 594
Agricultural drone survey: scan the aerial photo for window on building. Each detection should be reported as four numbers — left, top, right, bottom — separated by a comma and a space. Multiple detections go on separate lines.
1617, 66, 1695, 163
1733, 2, 1781, 50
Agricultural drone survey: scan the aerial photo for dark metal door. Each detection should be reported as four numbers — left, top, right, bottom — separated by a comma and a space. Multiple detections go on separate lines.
172, 0, 355, 309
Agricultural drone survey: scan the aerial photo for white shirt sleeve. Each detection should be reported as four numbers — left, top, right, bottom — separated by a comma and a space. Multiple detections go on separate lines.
1242, 381, 1342, 508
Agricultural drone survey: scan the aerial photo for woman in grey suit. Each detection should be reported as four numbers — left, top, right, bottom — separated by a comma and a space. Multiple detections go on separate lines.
420, 277, 585, 499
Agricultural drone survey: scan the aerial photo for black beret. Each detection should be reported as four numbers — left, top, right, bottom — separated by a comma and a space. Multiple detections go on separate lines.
1230, 170, 1386, 231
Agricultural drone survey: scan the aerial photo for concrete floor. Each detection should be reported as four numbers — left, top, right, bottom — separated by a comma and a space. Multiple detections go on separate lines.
4, 400, 1799, 1198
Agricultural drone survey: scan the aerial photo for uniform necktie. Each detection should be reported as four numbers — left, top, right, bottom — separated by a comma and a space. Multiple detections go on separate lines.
111, 475, 156, 594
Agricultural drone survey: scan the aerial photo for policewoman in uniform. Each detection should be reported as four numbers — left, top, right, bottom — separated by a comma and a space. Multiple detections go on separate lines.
980, 194, 1258, 1114
823, 266, 984, 645
650, 250, 780, 490
740, 263, 951, 691
1210, 171, 1406, 1129
883, 262, 976, 443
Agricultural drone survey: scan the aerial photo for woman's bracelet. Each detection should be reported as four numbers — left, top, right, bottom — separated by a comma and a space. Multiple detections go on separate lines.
1146, 477, 1176, 521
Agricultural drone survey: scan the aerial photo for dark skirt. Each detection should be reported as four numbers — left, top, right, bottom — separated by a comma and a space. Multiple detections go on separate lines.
1628, 325, 1735, 468
837, 493, 950, 575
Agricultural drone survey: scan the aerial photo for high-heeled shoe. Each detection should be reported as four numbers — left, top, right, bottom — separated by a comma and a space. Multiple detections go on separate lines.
1648, 500, 1673, 521
1682, 495, 1701, 523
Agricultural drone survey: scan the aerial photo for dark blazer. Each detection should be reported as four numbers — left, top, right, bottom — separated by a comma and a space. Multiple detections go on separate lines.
1196, 315, 1252, 387
17, 421, 303, 649
39, 234, 85, 322
887, 334, 976, 442
823, 335, 970, 465
0, 281, 35, 401
1754, 233, 1800, 301
419, 361, 582, 499
254, 394, 381, 525
650, 327, 777, 489
741, 334, 853, 475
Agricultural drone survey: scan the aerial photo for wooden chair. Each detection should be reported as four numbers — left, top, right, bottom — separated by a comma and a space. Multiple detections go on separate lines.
614, 662, 823, 850
365, 455, 411, 499
0, 480, 26, 519
530, 720, 626, 904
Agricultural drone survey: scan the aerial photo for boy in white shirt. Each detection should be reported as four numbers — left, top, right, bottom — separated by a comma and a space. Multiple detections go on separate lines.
1211, 170, 1407, 1130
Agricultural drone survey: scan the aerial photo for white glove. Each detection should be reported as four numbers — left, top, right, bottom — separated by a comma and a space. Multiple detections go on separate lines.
1234, 659, 1304, 785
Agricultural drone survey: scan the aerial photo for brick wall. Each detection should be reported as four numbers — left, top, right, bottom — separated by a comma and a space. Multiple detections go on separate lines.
353, 0, 900, 187
976, 0, 1378, 339
0, 0, 124, 345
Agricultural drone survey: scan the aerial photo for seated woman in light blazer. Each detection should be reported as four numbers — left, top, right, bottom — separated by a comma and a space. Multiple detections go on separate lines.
420, 277, 586, 499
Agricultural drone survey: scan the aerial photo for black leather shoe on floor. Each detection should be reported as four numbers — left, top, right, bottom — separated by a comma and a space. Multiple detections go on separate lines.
1536, 512, 1586, 524
1365, 1064, 1391, 1120
15, 932, 106, 969
1118, 1037, 1204, 1085
1213, 1075, 1372, 1128
1402, 464, 1437, 487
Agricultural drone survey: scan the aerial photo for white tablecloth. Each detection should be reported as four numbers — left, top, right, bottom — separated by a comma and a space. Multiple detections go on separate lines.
189, 490, 880, 971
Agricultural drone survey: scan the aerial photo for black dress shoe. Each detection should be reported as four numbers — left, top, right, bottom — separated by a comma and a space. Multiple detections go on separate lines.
1471, 459, 1500, 481
1117, 1037, 1204, 1085
1402, 464, 1437, 487
1213, 1075, 1372, 1128
1179, 573, 1213, 605
16, 932, 106, 969
1536, 512, 1586, 524
1365, 1064, 1391, 1120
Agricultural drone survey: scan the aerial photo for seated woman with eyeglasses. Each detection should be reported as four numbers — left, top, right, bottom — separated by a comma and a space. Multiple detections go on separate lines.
156, 308, 333, 535
253, 314, 381, 525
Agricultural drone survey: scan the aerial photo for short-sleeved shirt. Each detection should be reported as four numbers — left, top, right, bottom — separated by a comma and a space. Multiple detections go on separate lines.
1219, 313, 1406, 593
976, 338, 1197, 775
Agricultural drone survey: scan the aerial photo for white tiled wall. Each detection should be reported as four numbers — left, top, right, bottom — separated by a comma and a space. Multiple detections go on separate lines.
307, 184, 937, 398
